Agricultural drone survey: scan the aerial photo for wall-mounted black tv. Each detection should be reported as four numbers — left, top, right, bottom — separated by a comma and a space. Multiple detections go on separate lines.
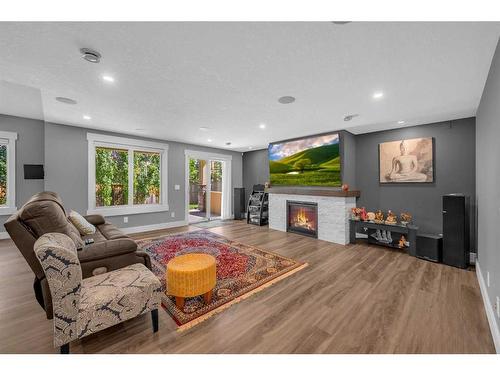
268, 132, 341, 187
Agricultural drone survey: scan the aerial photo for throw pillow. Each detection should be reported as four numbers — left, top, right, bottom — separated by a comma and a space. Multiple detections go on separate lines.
68, 210, 96, 236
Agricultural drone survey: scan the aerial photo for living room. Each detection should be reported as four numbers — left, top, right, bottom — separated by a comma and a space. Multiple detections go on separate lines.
1, 0, 500, 372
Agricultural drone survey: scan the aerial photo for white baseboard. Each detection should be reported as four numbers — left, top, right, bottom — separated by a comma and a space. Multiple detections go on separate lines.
476, 261, 500, 353
0, 232, 10, 240
121, 220, 189, 234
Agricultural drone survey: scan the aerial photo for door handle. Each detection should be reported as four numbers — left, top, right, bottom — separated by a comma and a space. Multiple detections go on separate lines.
442, 210, 447, 214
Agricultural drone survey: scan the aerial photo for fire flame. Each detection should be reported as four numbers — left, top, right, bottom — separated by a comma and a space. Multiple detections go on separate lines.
291, 208, 315, 230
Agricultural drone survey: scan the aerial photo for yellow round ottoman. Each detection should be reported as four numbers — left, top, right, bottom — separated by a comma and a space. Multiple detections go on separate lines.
167, 253, 216, 311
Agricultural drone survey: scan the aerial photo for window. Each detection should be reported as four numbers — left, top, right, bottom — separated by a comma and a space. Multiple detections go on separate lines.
0, 131, 17, 215
87, 133, 168, 216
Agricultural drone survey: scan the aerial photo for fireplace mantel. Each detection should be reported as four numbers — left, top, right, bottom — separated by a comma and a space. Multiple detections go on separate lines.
267, 187, 360, 198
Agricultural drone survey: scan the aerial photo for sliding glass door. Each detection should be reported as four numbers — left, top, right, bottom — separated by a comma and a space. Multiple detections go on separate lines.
186, 152, 231, 224
188, 158, 209, 223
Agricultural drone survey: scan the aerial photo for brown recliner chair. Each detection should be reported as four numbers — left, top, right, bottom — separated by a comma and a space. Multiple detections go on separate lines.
4, 191, 151, 319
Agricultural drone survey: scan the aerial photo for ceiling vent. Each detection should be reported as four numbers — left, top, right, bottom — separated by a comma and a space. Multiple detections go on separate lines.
55, 97, 77, 105
80, 48, 102, 63
343, 114, 359, 121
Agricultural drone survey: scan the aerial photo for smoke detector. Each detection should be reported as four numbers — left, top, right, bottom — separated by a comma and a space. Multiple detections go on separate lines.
55, 97, 77, 105
80, 48, 102, 63
278, 96, 296, 104
344, 114, 359, 122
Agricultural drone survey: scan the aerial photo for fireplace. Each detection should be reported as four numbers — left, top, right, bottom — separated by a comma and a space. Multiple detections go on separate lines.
286, 201, 318, 238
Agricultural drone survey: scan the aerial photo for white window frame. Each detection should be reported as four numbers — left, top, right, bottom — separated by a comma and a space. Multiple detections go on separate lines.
0, 131, 17, 215
87, 133, 169, 216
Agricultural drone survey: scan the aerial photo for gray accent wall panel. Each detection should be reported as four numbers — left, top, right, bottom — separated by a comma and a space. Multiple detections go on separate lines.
43, 122, 243, 229
476, 37, 500, 334
340, 130, 356, 188
355, 118, 476, 245
0, 114, 45, 232
242, 148, 269, 203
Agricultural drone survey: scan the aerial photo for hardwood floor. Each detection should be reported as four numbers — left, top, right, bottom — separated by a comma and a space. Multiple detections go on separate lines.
0, 221, 494, 353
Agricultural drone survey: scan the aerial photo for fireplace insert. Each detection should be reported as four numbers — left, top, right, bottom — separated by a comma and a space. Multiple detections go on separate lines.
286, 200, 318, 238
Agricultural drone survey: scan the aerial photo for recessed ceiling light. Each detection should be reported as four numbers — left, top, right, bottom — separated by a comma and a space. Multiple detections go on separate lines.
373, 91, 384, 99
83, 115, 91, 120
248, 146, 253, 150
398, 120, 405, 124
55, 97, 77, 105
207, 139, 213, 143
80, 48, 101, 63
135, 128, 145, 131
259, 123, 266, 129
278, 96, 296, 104
102, 75, 115, 83
199, 127, 210, 131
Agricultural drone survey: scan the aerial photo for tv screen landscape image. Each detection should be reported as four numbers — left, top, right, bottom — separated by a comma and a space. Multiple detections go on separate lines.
268, 132, 341, 187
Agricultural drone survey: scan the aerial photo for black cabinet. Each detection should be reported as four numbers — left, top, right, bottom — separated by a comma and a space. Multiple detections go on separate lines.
416, 234, 442, 263
442, 194, 470, 269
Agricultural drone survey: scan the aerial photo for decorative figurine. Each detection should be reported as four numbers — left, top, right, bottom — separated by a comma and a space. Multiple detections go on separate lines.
374, 210, 385, 224
366, 212, 376, 222
398, 235, 407, 248
351, 207, 361, 220
385, 210, 397, 225
359, 207, 368, 221
400, 212, 412, 226
342, 184, 349, 192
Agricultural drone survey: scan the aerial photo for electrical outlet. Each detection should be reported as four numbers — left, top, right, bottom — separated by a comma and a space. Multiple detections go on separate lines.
487, 271, 490, 287
497, 297, 500, 318
171, 212, 175, 218
123, 216, 128, 223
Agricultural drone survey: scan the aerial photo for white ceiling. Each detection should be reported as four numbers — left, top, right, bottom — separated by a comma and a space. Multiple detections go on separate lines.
0, 22, 499, 151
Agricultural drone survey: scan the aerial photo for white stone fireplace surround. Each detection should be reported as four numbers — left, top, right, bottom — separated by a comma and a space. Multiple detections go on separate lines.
269, 191, 357, 245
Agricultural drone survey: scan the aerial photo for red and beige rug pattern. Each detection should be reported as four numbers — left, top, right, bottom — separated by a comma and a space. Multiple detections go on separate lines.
137, 230, 307, 330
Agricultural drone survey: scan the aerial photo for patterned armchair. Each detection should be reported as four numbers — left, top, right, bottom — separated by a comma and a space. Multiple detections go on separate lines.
34, 233, 162, 354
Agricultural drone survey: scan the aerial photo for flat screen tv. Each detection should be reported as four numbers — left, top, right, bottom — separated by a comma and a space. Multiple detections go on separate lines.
268, 132, 341, 187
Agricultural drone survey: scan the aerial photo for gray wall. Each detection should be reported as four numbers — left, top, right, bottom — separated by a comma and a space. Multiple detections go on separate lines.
242, 118, 476, 247
242, 148, 269, 202
476, 38, 500, 334
356, 118, 476, 245
340, 130, 357, 189
44, 122, 243, 229
0, 114, 45, 232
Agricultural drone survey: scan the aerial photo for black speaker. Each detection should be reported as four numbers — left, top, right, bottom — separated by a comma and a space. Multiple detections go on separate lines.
416, 234, 442, 263
233, 188, 246, 220
442, 194, 470, 269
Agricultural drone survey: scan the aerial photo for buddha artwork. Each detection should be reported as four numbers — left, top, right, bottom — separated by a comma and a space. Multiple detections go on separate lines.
366, 212, 376, 221
379, 137, 434, 183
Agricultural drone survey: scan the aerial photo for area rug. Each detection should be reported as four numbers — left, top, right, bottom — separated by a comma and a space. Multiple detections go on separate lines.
137, 230, 307, 330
